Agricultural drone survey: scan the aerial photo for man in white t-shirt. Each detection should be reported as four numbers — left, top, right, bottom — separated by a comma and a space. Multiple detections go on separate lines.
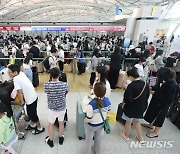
8, 64, 45, 135
49, 48, 58, 70
58, 45, 64, 71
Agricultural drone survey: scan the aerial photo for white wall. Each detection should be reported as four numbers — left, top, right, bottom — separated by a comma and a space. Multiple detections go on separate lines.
133, 19, 160, 43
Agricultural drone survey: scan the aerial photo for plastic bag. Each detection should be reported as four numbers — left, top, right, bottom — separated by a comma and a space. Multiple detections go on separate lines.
106, 112, 116, 124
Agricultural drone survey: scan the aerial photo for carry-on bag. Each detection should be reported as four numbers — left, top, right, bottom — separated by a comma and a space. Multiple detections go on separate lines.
116, 70, 126, 88
76, 100, 85, 140
116, 103, 126, 124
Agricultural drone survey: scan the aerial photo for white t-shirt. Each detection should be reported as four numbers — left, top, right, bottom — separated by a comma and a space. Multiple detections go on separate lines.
58, 49, 64, 62
22, 43, 30, 57
23, 60, 32, 69
12, 47, 17, 55
49, 56, 57, 69
13, 72, 37, 105
135, 64, 144, 77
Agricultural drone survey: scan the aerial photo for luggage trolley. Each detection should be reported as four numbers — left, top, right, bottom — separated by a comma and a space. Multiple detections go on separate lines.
10, 101, 26, 140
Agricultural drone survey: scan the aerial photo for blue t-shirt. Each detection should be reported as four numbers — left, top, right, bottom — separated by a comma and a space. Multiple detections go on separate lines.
77, 51, 83, 63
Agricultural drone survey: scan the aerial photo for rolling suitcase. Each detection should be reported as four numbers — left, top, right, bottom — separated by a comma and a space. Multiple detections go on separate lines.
81, 62, 86, 73
32, 67, 39, 87
169, 99, 180, 123
76, 100, 85, 140
37, 62, 44, 73
166, 101, 175, 118
116, 70, 126, 88
0, 68, 11, 83
116, 103, 126, 124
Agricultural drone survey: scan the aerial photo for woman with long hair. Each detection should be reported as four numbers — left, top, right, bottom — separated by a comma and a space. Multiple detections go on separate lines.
23, 52, 33, 82
89, 48, 99, 87
109, 46, 123, 89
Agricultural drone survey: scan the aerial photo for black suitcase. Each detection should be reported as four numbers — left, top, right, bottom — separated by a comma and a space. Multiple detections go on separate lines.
167, 101, 176, 118
32, 72, 39, 87
81, 62, 86, 73
169, 99, 180, 123
59, 72, 67, 82
116, 103, 126, 124
32, 67, 39, 87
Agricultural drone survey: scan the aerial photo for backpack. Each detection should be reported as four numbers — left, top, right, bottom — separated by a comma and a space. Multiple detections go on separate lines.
59, 72, 67, 82
43, 56, 51, 71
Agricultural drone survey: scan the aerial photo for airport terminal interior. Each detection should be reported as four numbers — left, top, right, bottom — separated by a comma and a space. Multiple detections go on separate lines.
0, 0, 180, 154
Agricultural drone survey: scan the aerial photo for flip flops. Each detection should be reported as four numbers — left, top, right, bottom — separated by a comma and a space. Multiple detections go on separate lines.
121, 131, 129, 141
146, 133, 158, 138
136, 136, 146, 144
141, 123, 154, 129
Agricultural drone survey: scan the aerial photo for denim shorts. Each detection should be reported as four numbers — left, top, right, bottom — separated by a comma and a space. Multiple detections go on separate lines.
122, 113, 142, 122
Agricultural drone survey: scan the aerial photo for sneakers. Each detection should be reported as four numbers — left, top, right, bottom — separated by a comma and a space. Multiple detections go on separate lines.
45, 136, 54, 148
59, 135, 64, 145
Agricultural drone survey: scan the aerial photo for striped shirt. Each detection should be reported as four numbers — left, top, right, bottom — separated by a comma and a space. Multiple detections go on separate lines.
44, 81, 68, 111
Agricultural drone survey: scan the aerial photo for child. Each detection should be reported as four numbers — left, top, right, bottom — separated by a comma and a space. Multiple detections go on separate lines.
0, 102, 18, 154
84, 82, 111, 154
44, 67, 69, 148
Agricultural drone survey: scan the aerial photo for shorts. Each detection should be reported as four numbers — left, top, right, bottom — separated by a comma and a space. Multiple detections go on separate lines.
26, 98, 39, 122
48, 109, 66, 123
122, 113, 142, 122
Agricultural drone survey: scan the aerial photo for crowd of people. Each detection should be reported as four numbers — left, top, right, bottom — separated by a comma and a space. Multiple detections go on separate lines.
0, 32, 179, 154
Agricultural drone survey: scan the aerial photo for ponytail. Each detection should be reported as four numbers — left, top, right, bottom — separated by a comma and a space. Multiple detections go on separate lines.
96, 97, 104, 108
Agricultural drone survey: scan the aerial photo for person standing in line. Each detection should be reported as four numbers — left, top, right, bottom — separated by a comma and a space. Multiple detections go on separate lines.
8, 64, 45, 135
121, 67, 150, 142
134, 57, 146, 79
109, 46, 123, 89
23, 53, 33, 82
142, 67, 178, 138
44, 67, 68, 148
89, 48, 99, 88
49, 47, 58, 70
58, 45, 64, 72
77, 46, 84, 75
0, 102, 18, 154
83, 82, 111, 154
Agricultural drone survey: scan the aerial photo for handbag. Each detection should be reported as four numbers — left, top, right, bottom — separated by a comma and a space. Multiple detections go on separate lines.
121, 82, 146, 109
98, 108, 110, 134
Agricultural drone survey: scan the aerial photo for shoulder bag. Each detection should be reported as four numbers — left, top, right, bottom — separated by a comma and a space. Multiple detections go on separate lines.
98, 108, 110, 134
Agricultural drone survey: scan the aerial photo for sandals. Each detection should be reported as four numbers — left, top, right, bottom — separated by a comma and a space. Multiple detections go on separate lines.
136, 136, 146, 144
32, 127, 45, 135
146, 133, 158, 138
121, 131, 129, 141
141, 123, 154, 129
25, 125, 36, 130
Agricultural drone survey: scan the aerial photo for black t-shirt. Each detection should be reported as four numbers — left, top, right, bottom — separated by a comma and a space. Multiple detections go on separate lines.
166, 57, 176, 67
29, 46, 40, 59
